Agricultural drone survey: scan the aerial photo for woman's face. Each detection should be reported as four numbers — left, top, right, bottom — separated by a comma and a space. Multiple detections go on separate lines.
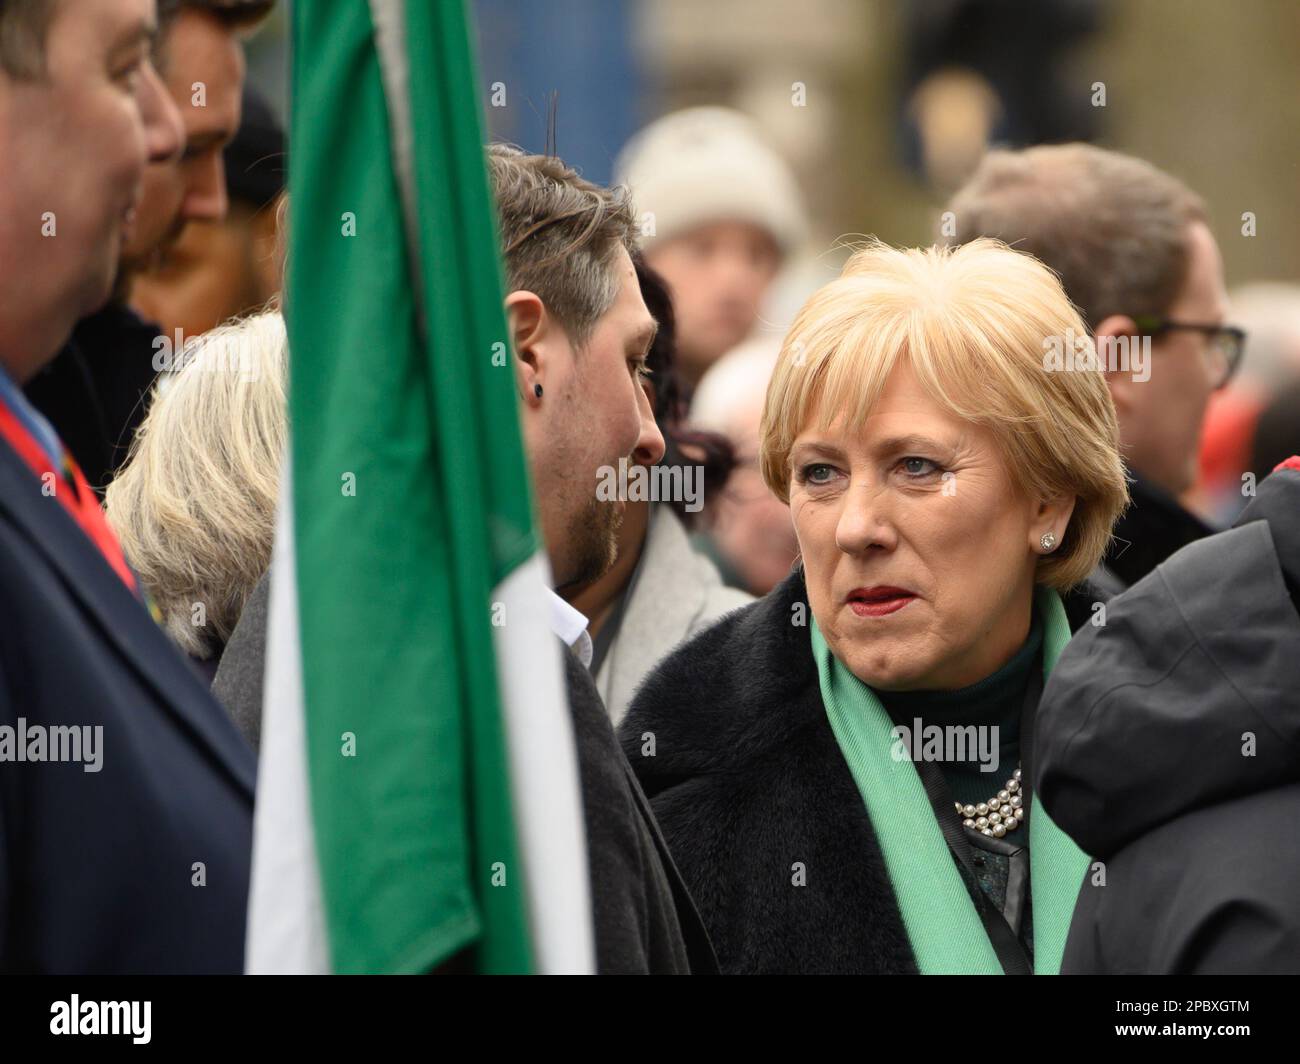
790, 360, 1069, 692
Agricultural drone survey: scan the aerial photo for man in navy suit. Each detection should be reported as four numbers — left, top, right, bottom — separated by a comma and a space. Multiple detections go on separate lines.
0, 0, 255, 973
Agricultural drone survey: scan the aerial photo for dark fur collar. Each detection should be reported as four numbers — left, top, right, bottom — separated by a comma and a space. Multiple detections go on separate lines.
622, 567, 818, 778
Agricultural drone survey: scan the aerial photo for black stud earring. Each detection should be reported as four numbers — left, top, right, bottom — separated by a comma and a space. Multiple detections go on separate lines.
534, 383, 543, 398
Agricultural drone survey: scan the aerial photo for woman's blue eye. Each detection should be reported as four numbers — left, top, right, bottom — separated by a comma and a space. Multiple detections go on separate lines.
804, 463, 834, 483
901, 457, 939, 477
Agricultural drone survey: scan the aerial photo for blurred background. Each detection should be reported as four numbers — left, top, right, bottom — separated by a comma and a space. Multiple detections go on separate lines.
238, 0, 1300, 537
246, 1, 1300, 281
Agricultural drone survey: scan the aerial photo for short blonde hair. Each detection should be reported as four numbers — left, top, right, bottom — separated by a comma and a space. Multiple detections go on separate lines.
760, 238, 1128, 590
106, 311, 287, 658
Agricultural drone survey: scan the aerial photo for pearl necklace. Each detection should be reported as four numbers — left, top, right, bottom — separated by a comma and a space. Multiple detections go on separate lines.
954, 767, 1024, 838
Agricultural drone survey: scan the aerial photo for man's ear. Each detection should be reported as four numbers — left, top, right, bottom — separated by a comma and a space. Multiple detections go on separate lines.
504, 290, 547, 404
1094, 314, 1140, 415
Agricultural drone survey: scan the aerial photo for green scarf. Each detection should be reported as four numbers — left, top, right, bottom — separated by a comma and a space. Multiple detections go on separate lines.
811, 585, 1090, 974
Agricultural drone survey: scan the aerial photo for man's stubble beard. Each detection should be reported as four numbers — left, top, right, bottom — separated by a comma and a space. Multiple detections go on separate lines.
557, 491, 625, 593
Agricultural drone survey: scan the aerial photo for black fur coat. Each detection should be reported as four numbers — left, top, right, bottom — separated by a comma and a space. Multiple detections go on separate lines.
619, 567, 1100, 974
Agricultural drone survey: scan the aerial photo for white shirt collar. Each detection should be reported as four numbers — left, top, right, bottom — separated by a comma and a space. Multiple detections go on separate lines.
546, 588, 593, 670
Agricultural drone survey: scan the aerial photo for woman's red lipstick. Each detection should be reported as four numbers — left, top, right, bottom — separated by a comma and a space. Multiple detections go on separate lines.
847, 586, 916, 617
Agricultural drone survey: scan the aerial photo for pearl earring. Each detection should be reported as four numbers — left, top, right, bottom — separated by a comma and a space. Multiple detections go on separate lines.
1040, 531, 1057, 552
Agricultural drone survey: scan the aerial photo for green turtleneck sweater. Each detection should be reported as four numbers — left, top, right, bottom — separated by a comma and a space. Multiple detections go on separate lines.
877, 610, 1044, 953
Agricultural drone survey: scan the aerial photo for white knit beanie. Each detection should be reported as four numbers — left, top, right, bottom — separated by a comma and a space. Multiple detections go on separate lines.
614, 107, 808, 257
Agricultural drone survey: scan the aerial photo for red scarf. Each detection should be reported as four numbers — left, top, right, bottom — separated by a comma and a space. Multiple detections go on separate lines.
0, 396, 139, 594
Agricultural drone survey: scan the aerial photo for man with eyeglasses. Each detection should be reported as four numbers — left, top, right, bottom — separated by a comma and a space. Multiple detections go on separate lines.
955, 145, 1300, 973
948, 143, 1243, 591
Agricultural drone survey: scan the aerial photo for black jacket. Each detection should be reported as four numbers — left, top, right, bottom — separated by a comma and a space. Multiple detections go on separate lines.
211, 576, 718, 974
1093, 471, 1215, 593
1036, 463, 1300, 973
0, 437, 255, 973
24, 303, 162, 492
562, 648, 717, 974
620, 568, 1103, 974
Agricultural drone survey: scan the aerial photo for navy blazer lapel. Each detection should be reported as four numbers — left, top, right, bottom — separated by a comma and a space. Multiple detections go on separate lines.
0, 439, 256, 797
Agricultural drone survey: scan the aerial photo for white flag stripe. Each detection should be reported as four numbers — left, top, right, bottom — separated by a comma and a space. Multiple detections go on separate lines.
246, 462, 330, 974
249, 475, 594, 972
491, 553, 595, 974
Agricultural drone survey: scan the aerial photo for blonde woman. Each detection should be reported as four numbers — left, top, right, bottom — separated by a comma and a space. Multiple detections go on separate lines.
106, 311, 286, 683
621, 239, 1129, 974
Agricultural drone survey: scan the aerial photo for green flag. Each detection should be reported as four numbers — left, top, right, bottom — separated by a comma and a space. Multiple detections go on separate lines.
246, 0, 592, 975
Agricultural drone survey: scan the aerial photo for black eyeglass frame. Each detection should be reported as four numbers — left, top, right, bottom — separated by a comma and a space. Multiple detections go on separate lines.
1131, 313, 1247, 389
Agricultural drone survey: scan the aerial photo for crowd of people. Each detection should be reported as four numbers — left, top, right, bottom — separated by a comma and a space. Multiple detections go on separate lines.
1, 0, 1297, 975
